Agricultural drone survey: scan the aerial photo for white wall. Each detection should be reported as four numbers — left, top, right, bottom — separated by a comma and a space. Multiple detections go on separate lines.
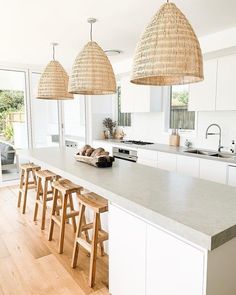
64, 96, 85, 139
196, 111, 236, 150
90, 94, 115, 141
121, 111, 236, 151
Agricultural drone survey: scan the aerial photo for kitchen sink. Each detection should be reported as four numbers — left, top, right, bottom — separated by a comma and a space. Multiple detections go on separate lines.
184, 149, 235, 159
209, 153, 234, 159
184, 149, 212, 156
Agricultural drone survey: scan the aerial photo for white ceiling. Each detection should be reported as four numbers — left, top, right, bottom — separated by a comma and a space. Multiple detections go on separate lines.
1, 0, 236, 69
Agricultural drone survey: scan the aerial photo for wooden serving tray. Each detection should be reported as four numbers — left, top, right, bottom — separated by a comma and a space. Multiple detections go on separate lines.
75, 154, 115, 168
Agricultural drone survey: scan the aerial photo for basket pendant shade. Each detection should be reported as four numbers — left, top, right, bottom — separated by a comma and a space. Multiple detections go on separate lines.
69, 19, 116, 95
131, 2, 204, 86
37, 44, 73, 100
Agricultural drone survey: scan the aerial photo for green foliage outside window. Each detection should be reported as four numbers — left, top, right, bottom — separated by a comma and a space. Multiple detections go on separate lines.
0, 90, 24, 141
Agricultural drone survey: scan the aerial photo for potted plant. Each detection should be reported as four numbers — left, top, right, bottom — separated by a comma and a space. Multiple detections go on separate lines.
103, 118, 117, 139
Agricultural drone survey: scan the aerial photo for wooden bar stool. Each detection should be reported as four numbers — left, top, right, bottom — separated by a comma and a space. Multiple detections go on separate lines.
33, 170, 60, 230
17, 163, 41, 214
71, 192, 108, 288
48, 178, 84, 254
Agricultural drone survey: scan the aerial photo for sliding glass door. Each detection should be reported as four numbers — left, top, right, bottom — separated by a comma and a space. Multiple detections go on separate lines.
0, 68, 87, 185
0, 69, 28, 182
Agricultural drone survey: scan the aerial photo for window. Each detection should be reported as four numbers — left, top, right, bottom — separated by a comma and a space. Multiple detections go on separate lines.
169, 85, 195, 130
117, 86, 131, 127
31, 72, 60, 148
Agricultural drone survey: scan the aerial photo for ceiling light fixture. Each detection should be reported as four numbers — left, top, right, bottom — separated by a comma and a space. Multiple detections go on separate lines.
37, 43, 73, 100
131, 1, 204, 86
69, 18, 117, 95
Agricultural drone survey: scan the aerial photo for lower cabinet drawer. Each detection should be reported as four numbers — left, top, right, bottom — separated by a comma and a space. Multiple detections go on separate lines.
199, 159, 227, 184
157, 152, 177, 172
177, 155, 199, 178
146, 224, 205, 295
137, 158, 158, 168
227, 165, 236, 187
109, 204, 146, 295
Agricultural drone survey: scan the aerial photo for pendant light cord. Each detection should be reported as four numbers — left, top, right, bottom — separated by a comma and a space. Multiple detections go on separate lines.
53, 44, 55, 60
51, 42, 58, 60
90, 22, 93, 41
87, 18, 96, 42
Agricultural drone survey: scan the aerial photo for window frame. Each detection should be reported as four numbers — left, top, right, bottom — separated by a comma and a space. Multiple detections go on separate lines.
114, 80, 132, 128
164, 86, 197, 136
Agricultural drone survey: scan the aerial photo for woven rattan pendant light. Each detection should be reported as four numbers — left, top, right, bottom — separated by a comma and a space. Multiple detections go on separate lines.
131, 1, 204, 86
69, 18, 116, 95
37, 43, 73, 100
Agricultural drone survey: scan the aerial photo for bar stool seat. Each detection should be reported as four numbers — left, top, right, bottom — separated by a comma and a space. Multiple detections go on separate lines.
52, 179, 82, 195
17, 163, 41, 214
71, 192, 108, 288
48, 178, 84, 254
33, 169, 59, 230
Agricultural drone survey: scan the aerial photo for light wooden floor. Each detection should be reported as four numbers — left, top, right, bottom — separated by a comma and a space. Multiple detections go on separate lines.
0, 186, 109, 295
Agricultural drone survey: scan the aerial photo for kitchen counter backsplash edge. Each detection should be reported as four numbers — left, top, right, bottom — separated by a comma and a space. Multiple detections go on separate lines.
94, 139, 236, 164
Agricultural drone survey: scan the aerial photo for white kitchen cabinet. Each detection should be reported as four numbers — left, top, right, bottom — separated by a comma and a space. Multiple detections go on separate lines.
188, 59, 217, 111
227, 165, 236, 187
146, 224, 205, 295
199, 159, 227, 184
120, 75, 163, 113
176, 155, 200, 177
137, 149, 158, 167
109, 204, 146, 295
157, 151, 177, 172
216, 54, 236, 110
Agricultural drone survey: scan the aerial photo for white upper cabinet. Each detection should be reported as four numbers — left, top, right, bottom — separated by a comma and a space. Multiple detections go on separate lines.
216, 54, 236, 110
188, 59, 217, 111
189, 53, 236, 111
120, 75, 163, 113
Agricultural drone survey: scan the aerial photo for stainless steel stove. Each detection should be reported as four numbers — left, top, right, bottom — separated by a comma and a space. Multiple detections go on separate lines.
113, 140, 154, 162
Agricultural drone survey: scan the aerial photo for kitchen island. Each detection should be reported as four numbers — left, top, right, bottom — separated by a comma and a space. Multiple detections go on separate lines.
18, 147, 236, 295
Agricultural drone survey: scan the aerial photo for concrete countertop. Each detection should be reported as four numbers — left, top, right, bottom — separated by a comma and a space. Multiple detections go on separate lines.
18, 147, 236, 251
94, 139, 236, 164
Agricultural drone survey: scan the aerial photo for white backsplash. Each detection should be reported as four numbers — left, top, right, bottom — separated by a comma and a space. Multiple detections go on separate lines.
122, 111, 236, 151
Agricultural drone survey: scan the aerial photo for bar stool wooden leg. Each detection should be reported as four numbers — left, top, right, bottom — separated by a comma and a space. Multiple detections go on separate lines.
33, 176, 42, 221
72, 204, 86, 268
89, 212, 99, 288
41, 179, 48, 230
17, 169, 25, 208
98, 215, 105, 257
22, 171, 30, 214
68, 193, 77, 232
48, 189, 58, 241
82, 215, 90, 244
32, 169, 37, 187
58, 193, 68, 254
